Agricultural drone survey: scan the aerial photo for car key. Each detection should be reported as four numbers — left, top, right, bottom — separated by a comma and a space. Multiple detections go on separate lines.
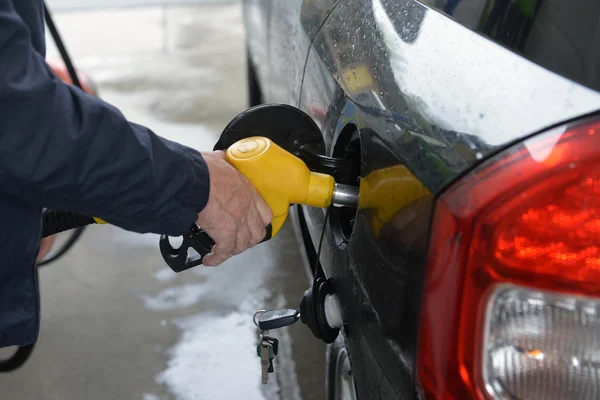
257, 340, 273, 384
262, 336, 279, 356
257, 308, 300, 331
262, 336, 279, 373
253, 310, 284, 379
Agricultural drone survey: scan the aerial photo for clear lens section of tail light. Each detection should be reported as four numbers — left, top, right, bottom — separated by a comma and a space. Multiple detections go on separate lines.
484, 285, 600, 399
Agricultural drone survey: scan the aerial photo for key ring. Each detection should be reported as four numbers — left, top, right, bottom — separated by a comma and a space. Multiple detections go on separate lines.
253, 310, 266, 328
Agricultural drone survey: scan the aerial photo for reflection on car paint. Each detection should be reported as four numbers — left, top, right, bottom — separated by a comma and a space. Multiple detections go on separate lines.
342, 65, 375, 94
334, 101, 366, 140
358, 164, 431, 236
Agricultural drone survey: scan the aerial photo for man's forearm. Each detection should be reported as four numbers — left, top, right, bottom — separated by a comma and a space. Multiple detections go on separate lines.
0, 3, 209, 235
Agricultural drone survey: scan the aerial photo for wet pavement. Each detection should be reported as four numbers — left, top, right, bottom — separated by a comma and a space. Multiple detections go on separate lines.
0, 4, 325, 399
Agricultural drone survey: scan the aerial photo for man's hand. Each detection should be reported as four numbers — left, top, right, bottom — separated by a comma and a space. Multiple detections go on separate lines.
197, 151, 273, 266
36, 235, 56, 264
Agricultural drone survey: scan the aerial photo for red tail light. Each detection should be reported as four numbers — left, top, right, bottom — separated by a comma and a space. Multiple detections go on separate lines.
417, 117, 600, 399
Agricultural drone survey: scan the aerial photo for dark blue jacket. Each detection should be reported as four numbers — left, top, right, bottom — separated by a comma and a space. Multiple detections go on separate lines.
0, 0, 210, 347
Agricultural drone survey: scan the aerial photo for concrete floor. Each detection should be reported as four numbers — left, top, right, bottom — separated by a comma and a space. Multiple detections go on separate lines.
0, 4, 325, 399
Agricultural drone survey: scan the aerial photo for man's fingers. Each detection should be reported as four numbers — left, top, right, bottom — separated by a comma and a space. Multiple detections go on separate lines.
203, 240, 235, 266
234, 224, 252, 255
202, 253, 220, 267
249, 222, 266, 246
255, 193, 273, 226
203, 251, 230, 267
244, 204, 265, 244
239, 173, 272, 226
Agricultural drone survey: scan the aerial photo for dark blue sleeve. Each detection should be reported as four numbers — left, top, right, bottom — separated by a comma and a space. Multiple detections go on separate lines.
0, 1, 210, 236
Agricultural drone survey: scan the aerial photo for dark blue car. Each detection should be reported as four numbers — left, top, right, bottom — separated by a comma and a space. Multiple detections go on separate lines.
242, 1, 600, 399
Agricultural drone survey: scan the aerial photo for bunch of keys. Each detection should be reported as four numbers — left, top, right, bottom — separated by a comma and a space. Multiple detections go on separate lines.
253, 308, 300, 384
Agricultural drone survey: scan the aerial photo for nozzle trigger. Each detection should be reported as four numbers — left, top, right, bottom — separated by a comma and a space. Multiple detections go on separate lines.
159, 224, 214, 272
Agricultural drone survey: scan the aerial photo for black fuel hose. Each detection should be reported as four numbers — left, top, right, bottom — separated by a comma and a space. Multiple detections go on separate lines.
41, 210, 98, 238
36, 227, 86, 266
44, 4, 82, 89
0, 344, 35, 373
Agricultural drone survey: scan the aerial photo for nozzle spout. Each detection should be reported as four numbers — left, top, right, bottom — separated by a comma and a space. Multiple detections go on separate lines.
332, 183, 359, 208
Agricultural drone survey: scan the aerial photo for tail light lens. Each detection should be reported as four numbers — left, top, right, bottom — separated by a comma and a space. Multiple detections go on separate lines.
417, 117, 600, 399
484, 286, 600, 399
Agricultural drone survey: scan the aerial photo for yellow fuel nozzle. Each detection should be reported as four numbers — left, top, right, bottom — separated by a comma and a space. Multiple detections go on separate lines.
226, 136, 338, 237
358, 165, 431, 235
161, 136, 358, 272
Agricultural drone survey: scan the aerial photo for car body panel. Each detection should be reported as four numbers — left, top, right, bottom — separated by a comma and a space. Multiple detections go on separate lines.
244, 0, 340, 105
302, 0, 600, 193
267, 0, 310, 104
243, 0, 600, 398
242, 0, 270, 94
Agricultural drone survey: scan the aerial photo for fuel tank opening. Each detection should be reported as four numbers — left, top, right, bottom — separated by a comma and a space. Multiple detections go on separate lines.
330, 126, 361, 248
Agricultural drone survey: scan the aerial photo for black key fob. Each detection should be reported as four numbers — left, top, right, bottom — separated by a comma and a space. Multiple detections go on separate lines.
258, 308, 300, 330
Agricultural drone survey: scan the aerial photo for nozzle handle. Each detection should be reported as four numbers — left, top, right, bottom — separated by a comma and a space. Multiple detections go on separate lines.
159, 223, 273, 272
